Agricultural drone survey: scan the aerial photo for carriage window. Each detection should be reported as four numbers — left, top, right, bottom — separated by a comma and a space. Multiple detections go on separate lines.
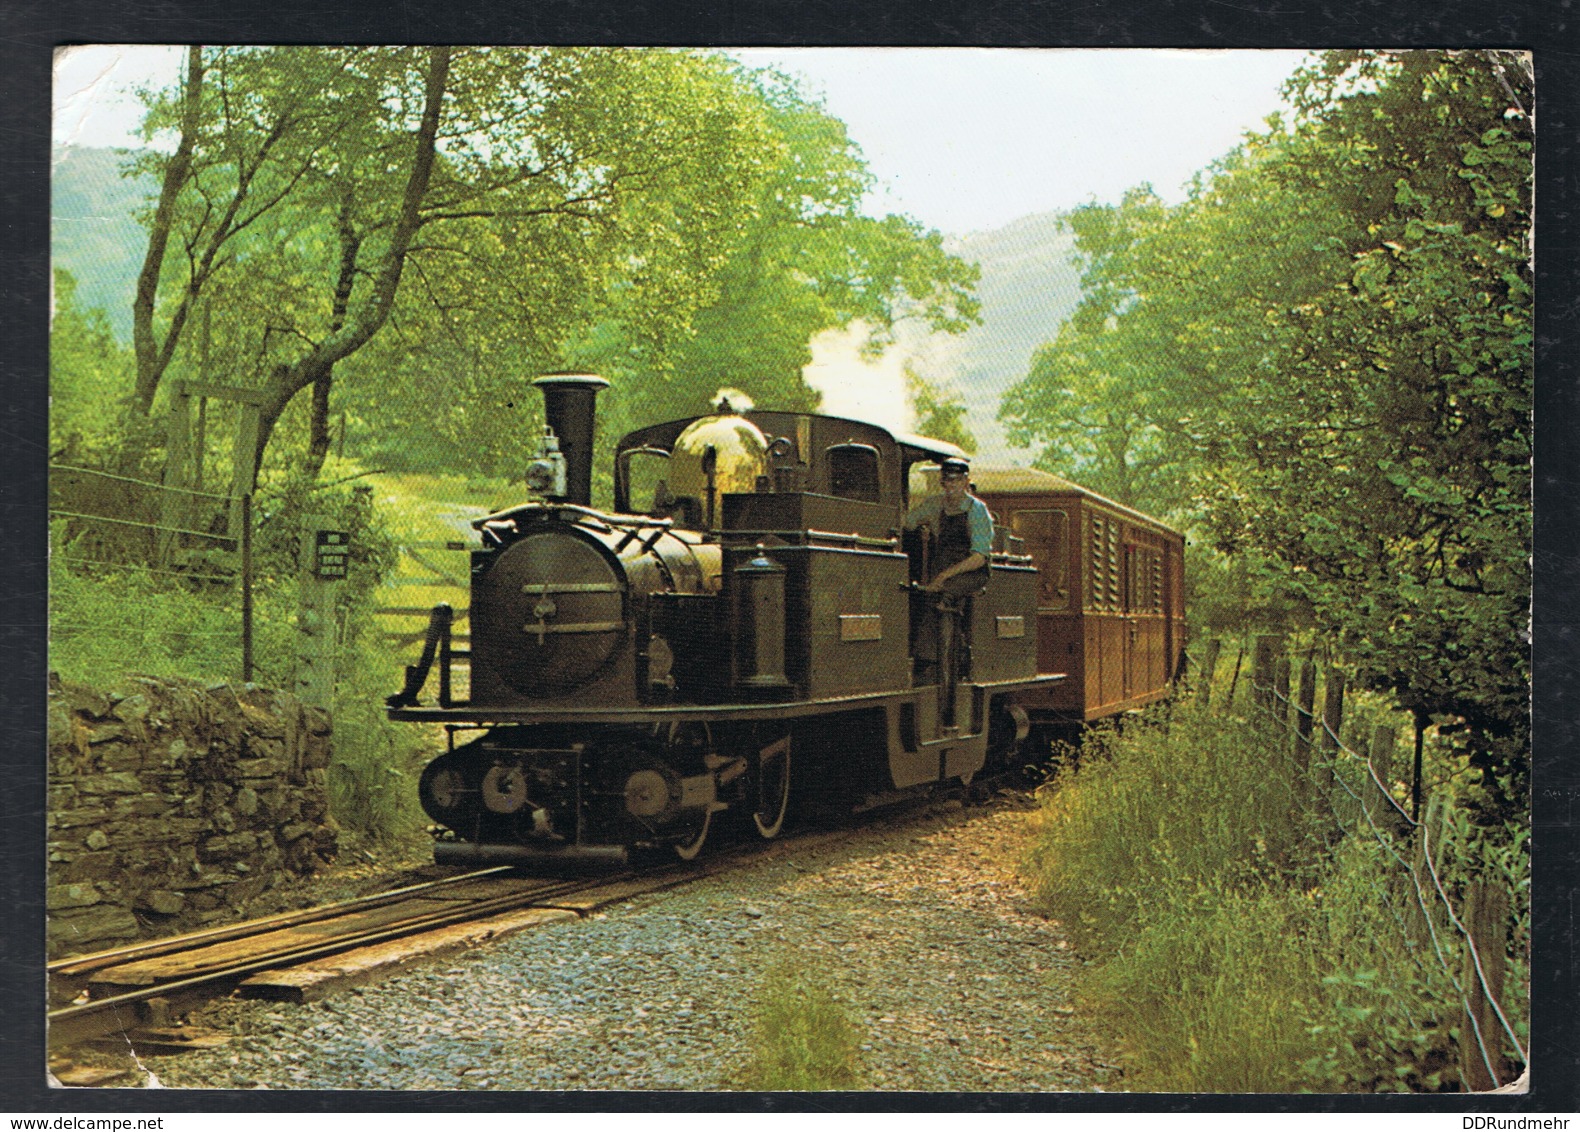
1011, 509, 1069, 610
905, 460, 939, 507
827, 443, 881, 503
1088, 516, 1121, 612
1124, 544, 1165, 613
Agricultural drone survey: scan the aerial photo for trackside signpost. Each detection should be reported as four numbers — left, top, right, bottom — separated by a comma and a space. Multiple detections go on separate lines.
295, 515, 348, 710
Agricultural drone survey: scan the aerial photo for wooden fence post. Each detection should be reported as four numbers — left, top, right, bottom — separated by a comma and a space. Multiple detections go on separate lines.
156, 384, 194, 569
1367, 724, 1398, 831
1274, 657, 1291, 725
192, 394, 208, 495
1226, 641, 1246, 711
1200, 638, 1222, 706
241, 493, 254, 684
1459, 879, 1511, 1091
1315, 667, 1346, 818
294, 513, 347, 711
1406, 793, 1447, 945
1295, 656, 1317, 771
1412, 713, 1428, 824
1252, 635, 1282, 710
230, 404, 262, 544
1321, 667, 1346, 752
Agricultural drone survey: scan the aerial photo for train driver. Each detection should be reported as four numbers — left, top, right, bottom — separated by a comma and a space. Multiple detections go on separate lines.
905, 457, 992, 596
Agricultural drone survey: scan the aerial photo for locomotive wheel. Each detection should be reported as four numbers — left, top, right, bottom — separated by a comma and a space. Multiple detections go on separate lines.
672, 806, 713, 861
419, 752, 480, 827
751, 735, 792, 839
655, 720, 712, 766
481, 762, 531, 814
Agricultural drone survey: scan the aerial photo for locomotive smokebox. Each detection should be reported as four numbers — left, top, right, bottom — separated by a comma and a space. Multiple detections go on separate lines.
533, 373, 610, 507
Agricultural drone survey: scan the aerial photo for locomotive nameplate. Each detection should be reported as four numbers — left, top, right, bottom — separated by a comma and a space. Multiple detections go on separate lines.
995, 615, 1026, 639
838, 614, 883, 641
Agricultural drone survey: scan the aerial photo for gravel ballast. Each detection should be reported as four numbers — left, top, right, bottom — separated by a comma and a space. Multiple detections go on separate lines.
92, 794, 1122, 1093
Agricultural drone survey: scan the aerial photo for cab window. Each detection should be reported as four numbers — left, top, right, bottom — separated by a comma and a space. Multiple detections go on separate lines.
827, 443, 881, 503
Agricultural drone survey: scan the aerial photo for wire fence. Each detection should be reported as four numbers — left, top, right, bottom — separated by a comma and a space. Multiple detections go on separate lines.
47, 467, 1529, 1088
51, 460, 443, 696
49, 462, 241, 565
1190, 637, 1528, 1092
48, 463, 258, 680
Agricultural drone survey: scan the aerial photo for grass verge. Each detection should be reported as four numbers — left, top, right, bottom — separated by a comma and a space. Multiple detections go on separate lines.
1028, 700, 1461, 1092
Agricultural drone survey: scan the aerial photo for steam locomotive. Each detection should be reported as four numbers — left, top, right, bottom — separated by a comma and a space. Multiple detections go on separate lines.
387, 374, 1185, 866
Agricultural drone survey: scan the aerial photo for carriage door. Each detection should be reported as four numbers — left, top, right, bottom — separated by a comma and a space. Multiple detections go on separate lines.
1123, 533, 1166, 701
1010, 507, 1071, 678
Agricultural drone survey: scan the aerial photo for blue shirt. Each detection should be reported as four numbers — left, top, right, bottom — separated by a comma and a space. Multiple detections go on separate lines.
904, 493, 994, 557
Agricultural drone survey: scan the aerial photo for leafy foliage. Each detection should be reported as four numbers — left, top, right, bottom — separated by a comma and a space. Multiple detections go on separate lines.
49, 466, 430, 848
52, 49, 984, 844
906, 365, 976, 453
1002, 50, 1532, 817
50, 269, 135, 464
116, 48, 980, 485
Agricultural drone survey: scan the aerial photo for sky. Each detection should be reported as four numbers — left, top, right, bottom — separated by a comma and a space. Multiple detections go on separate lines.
53, 45, 1309, 237
732, 48, 1307, 234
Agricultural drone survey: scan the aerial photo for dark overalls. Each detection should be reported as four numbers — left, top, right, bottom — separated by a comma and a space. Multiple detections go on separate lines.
913, 505, 989, 691
935, 507, 990, 597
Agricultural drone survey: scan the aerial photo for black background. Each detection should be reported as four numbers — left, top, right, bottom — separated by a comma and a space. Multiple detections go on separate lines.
4, 0, 1574, 1115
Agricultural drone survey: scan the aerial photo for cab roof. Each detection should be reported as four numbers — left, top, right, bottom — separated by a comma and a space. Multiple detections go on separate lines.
894, 432, 969, 464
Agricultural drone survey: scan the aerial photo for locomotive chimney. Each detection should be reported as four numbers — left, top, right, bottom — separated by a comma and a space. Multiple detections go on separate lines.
532, 373, 609, 507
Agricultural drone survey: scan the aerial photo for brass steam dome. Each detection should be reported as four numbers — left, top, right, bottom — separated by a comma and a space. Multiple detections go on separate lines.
668, 407, 770, 520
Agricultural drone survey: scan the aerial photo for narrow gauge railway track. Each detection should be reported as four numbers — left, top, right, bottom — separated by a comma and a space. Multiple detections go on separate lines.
47, 865, 643, 1051
47, 784, 992, 1060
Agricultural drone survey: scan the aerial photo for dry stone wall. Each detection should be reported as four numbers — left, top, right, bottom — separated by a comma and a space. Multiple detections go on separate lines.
47, 673, 339, 958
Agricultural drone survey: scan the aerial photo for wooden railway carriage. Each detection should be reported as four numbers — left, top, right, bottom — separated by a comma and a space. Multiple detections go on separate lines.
970, 467, 1187, 723
388, 376, 1182, 866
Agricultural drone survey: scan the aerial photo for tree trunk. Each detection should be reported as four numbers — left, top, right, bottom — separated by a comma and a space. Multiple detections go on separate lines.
303, 368, 335, 482
299, 188, 359, 483
132, 46, 205, 416
243, 47, 452, 491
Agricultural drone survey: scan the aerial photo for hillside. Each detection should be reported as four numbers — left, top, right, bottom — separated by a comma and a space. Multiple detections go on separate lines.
50, 146, 152, 342
937, 212, 1083, 464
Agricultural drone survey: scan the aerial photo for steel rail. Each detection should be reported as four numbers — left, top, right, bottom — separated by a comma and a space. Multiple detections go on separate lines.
49, 866, 514, 980
48, 871, 628, 1047
49, 785, 999, 1052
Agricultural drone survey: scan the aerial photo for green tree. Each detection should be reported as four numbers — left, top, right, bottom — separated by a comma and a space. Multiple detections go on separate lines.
328, 59, 981, 475
1223, 51, 1532, 812
1000, 155, 1345, 517
595, 67, 979, 434
51, 268, 134, 463
906, 365, 976, 453
125, 48, 983, 488
126, 46, 783, 487
1002, 50, 1532, 815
